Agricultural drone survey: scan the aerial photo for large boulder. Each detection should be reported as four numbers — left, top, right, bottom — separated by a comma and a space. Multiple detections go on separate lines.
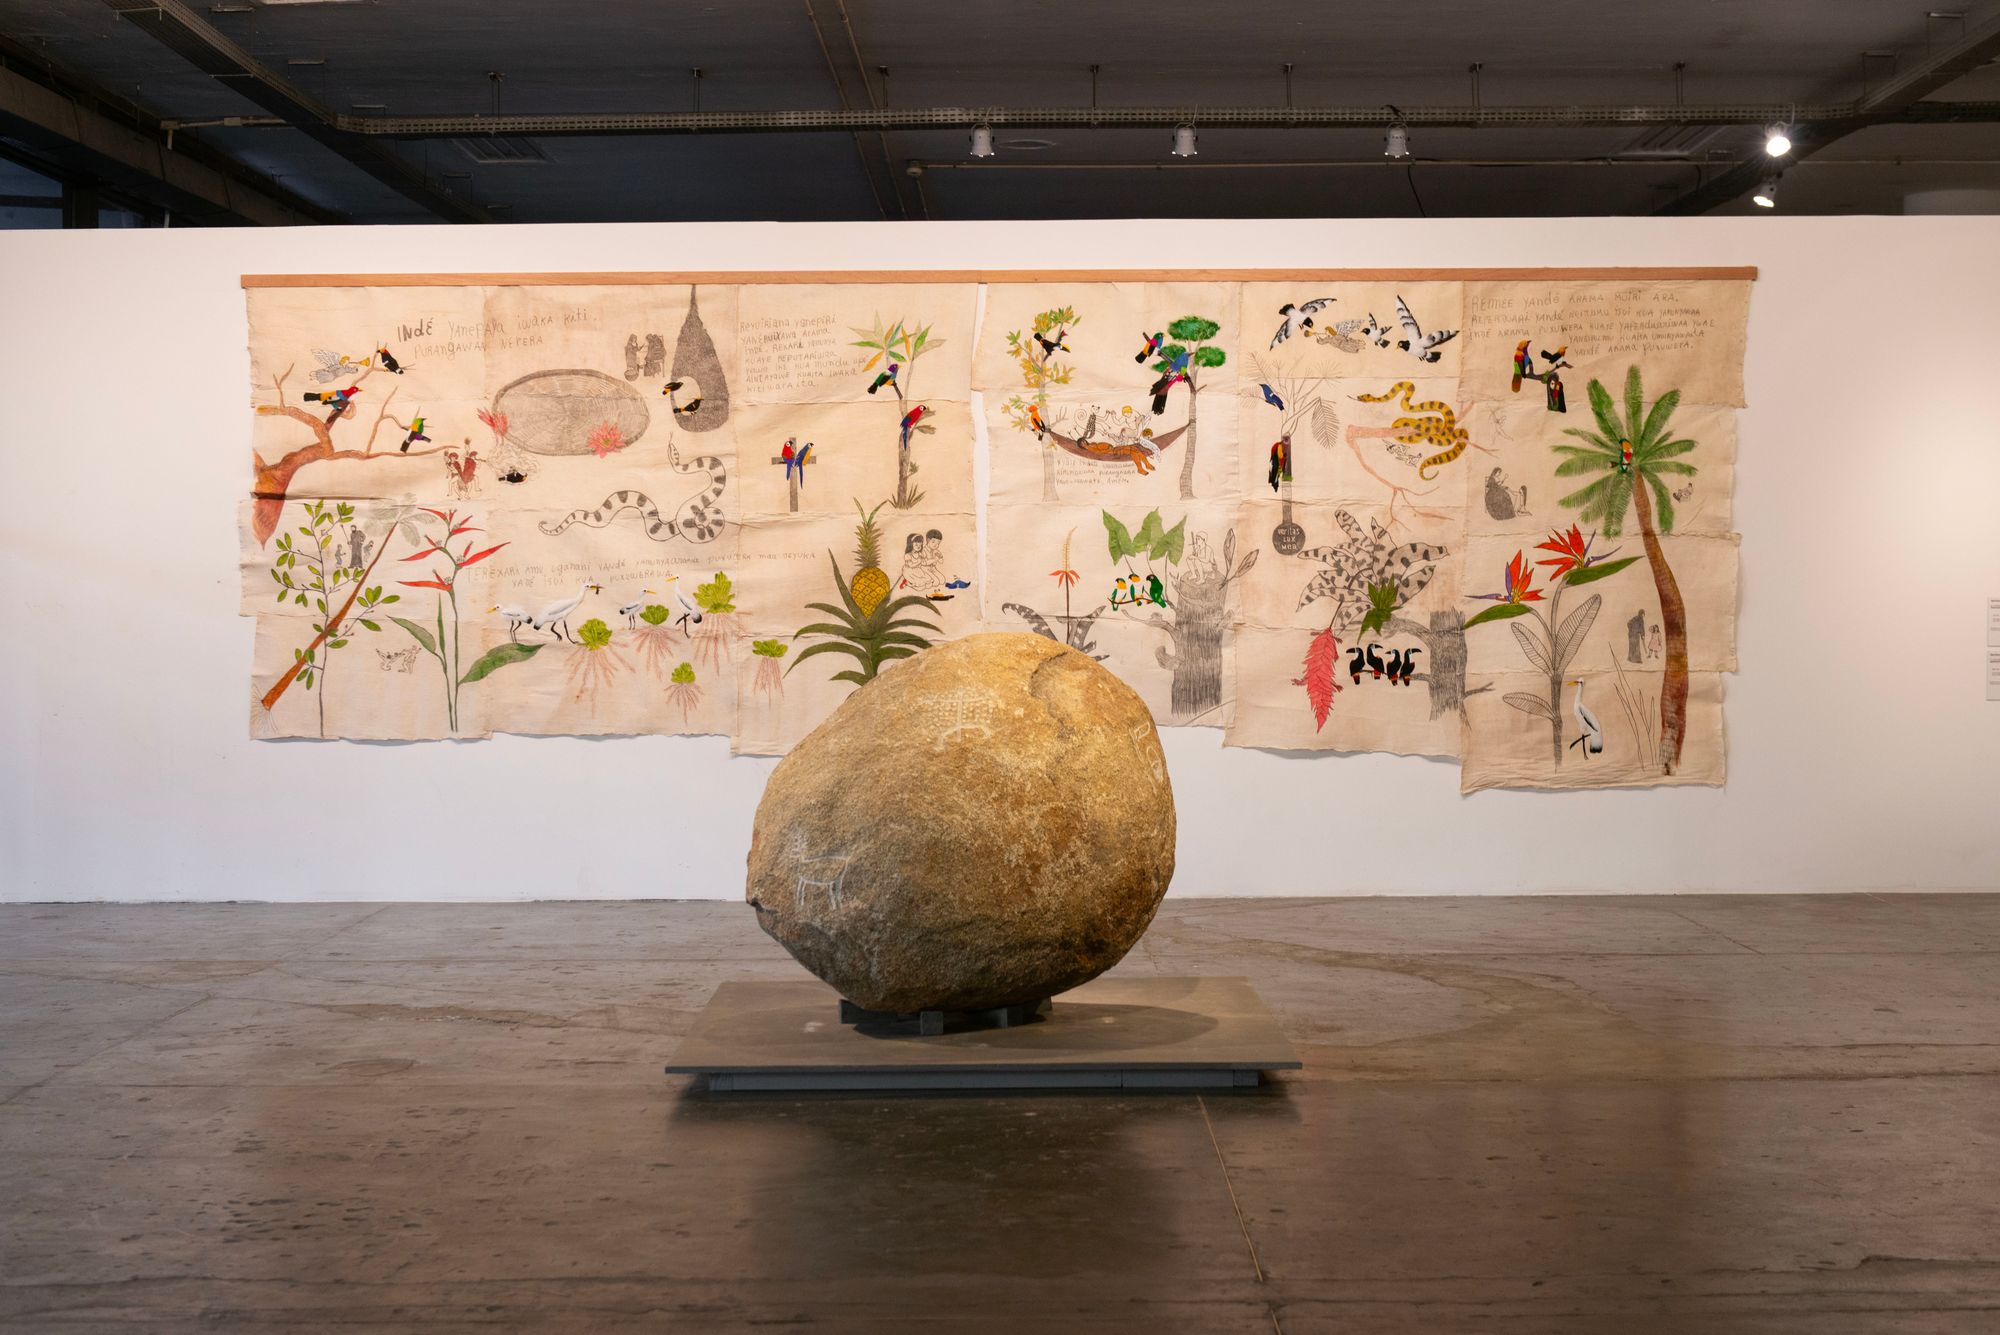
746, 632, 1175, 1013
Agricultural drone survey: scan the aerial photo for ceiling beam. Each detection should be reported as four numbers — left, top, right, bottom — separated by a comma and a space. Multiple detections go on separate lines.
1656, 10, 2000, 214
320, 101, 2000, 138
97, 0, 491, 223
800, 0, 903, 219
0, 62, 332, 225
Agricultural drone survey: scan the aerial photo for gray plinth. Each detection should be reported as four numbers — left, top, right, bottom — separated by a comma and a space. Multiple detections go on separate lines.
666, 975, 1302, 1092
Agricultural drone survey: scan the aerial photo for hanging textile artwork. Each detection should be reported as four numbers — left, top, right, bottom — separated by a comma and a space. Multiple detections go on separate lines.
241, 268, 1750, 790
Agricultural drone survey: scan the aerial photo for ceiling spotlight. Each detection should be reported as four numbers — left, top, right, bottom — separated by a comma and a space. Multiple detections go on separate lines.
1764, 124, 1792, 156
1753, 176, 1779, 208
969, 124, 995, 159
1384, 122, 1411, 159
1171, 124, 1198, 158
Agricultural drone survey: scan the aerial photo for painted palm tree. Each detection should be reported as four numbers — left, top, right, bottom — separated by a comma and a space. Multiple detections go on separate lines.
1553, 366, 1698, 773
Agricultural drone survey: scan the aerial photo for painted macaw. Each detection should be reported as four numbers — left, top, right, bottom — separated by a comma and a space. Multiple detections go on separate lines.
866, 363, 898, 395
1618, 438, 1634, 473
1511, 339, 1533, 393
1134, 330, 1164, 364
900, 404, 929, 450
781, 438, 814, 485
1268, 437, 1292, 492
1259, 382, 1286, 411
305, 383, 361, 406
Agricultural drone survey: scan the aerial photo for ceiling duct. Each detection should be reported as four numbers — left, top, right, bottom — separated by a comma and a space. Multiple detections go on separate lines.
452, 136, 549, 165
1617, 123, 1723, 159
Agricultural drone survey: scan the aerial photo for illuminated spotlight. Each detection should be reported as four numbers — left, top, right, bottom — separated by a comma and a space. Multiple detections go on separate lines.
1171, 124, 1198, 158
1753, 176, 1780, 208
1384, 122, 1411, 159
969, 124, 995, 159
1764, 124, 1793, 156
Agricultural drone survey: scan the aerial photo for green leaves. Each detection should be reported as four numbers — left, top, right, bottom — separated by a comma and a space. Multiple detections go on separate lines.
1359, 581, 1400, 638
1193, 346, 1227, 369
577, 618, 613, 651
458, 641, 543, 685
641, 604, 670, 626
694, 572, 735, 614
1464, 602, 1532, 630
390, 616, 439, 658
670, 662, 696, 685
1168, 315, 1221, 343
1561, 555, 1642, 587
751, 638, 788, 658
1104, 509, 1185, 564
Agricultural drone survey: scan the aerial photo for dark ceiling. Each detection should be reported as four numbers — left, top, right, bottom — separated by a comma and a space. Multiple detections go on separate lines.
2, 0, 1998, 225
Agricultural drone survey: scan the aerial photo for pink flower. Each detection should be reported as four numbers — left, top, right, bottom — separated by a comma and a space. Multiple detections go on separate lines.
586, 421, 627, 459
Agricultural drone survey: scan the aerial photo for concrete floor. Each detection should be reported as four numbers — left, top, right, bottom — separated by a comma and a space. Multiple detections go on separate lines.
1, 896, 1996, 1333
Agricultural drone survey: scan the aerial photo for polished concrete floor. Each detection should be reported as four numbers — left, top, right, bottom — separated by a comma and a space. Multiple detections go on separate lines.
2, 895, 1996, 1333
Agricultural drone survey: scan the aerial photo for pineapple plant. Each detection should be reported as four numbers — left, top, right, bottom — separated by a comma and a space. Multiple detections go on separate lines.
849, 500, 891, 616
791, 497, 941, 687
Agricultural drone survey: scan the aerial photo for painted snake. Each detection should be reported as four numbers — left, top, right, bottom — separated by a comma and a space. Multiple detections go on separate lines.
1356, 381, 1470, 481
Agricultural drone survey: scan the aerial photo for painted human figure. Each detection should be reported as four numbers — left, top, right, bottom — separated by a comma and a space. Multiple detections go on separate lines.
643, 333, 666, 378
1627, 609, 1647, 664
1648, 623, 1662, 660
624, 334, 642, 380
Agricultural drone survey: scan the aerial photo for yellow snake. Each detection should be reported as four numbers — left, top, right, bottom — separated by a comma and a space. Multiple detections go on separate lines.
1357, 381, 1469, 480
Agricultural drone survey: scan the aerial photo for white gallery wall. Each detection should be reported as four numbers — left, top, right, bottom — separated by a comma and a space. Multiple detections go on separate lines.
2, 216, 1997, 902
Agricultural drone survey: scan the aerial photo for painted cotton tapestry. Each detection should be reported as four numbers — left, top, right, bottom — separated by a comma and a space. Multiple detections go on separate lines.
242, 268, 1750, 790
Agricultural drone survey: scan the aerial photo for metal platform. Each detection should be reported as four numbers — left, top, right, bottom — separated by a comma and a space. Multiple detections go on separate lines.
666, 975, 1302, 1092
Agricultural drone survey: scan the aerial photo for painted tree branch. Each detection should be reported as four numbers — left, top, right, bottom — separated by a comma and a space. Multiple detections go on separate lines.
259, 523, 398, 713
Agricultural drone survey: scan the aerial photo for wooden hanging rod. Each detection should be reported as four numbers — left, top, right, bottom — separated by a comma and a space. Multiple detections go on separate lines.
242, 266, 1758, 289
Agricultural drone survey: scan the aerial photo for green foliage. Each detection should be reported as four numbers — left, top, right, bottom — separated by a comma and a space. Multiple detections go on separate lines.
670, 662, 696, 685
789, 554, 941, 687
577, 618, 613, 651
751, 639, 788, 658
1193, 346, 1227, 369
391, 616, 438, 657
1560, 555, 1644, 588
1103, 509, 1186, 565
694, 572, 735, 614
1554, 365, 1698, 537
459, 641, 544, 685
1168, 315, 1221, 343
1359, 581, 1400, 638
640, 604, 670, 626
1463, 602, 1533, 630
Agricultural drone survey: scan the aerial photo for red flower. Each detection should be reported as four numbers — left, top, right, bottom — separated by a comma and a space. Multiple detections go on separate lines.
1534, 525, 1590, 581
1050, 566, 1079, 589
1471, 550, 1543, 605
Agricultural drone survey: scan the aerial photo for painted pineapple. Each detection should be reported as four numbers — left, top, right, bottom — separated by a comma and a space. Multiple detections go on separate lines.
850, 500, 890, 615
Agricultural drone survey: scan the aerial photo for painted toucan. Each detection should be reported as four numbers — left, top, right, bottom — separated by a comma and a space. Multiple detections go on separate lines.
866, 363, 898, 395
1034, 327, 1070, 358
900, 404, 928, 449
1135, 330, 1164, 364
1268, 437, 1292, 492
1398, 646, 1422, 685
1259, 383, 1286, 412
1365, 643, 1386, 679
1348, 646, 1366, 685
400, 413, 429, 452
1384, 648, 1403, 682
376, 345, 405, 374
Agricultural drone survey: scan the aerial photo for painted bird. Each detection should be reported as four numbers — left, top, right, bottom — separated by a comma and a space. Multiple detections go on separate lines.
1027, 404, 1048, 438
1348, 646, 1366, 685
305, 383, 360, 407
1393, 295, 1459, 363
1385, 648, 1404, 682
1259, 383, 1286, 411
1033, 326, 1070, 358
1268, 437, 1292, 492
400, 413, 429, 452
672, 397, 704, 417
1398, 646, 1422, 685
1145, 573, 1168, 608
1617, 438, 1634, 473
487, 604, 533, 643
1566, 678, 1604, 756
661, 574, 704, 633
658, 380, 684, 397
375, 345, 406, 374
781, 438, 814, 486
1364, 643, 1387, 679
1541, 345, 1570, 367
618, 590, 658, 630
529, 582, 602, 644
1270, 297, 1335, 349
866, 363, 898, 395
900, 404, 929, 450
1511, 339, 1534, 392
1134, 330, 1164, 364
